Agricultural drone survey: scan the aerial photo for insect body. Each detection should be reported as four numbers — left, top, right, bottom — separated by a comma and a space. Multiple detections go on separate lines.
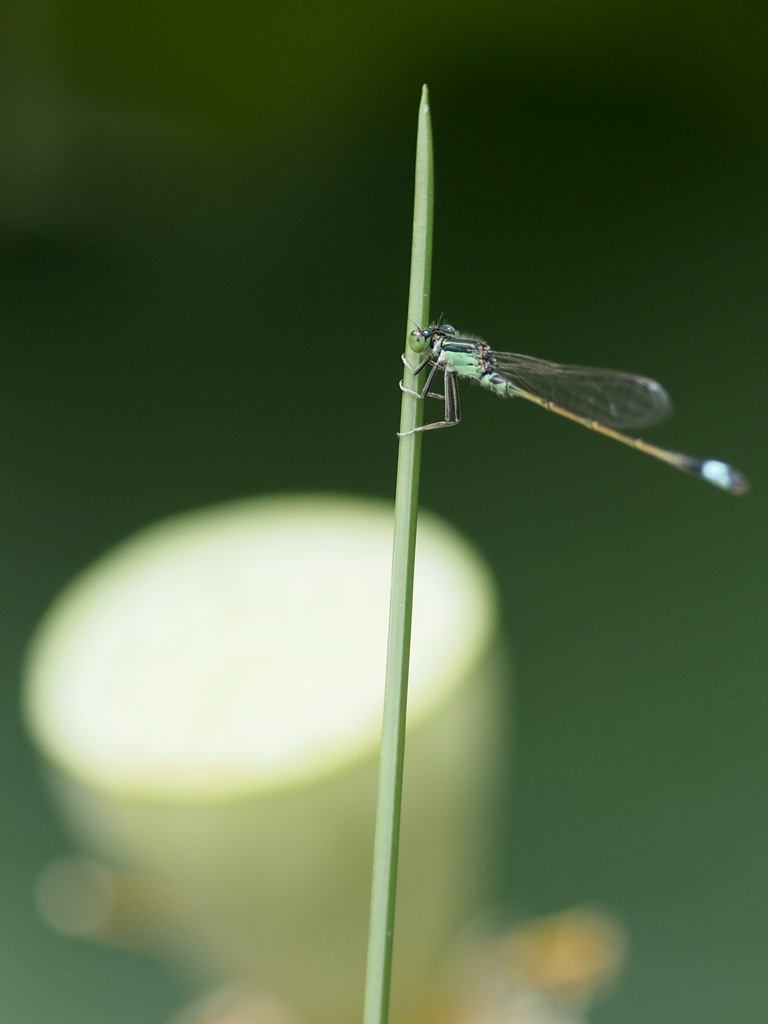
400, 323, 748, 494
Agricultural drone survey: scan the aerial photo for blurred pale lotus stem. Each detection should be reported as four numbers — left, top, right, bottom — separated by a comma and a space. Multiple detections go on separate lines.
23, 494, 506, 1024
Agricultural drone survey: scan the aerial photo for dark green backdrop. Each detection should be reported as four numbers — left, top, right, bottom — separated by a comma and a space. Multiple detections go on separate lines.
1, 3, 766, 1022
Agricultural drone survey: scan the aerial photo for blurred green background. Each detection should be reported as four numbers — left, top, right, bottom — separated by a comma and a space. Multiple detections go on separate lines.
1, 1, 767, 1021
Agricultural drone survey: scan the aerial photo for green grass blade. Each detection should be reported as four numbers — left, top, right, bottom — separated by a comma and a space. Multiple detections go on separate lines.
362, 85, 434, 1024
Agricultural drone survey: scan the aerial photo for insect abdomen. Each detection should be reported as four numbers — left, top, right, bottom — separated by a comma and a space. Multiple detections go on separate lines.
480, 371, 514, 399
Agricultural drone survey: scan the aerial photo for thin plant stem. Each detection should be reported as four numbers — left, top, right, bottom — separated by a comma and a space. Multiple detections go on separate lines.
362, 85, 434, 1024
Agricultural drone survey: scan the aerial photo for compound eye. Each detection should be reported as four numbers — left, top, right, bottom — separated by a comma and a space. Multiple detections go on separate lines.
440, 324, 456, 335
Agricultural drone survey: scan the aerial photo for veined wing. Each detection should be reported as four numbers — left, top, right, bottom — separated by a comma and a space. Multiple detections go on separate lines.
491, 350, 672, 429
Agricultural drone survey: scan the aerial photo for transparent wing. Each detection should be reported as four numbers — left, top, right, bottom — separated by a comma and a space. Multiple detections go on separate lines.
491, 351, 672, 429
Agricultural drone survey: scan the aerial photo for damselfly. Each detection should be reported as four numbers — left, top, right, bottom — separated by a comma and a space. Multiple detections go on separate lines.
400, 323, 748, 494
